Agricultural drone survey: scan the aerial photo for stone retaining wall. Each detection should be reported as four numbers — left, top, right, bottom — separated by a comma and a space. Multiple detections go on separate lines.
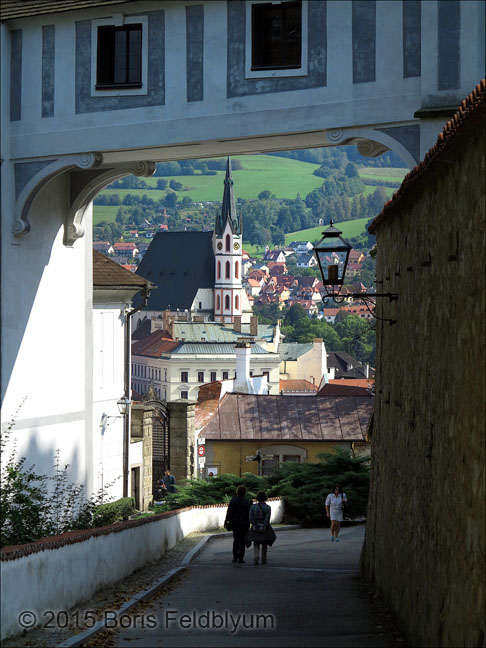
361, 124, 485, 646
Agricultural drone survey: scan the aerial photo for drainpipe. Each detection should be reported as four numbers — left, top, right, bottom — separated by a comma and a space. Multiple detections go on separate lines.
123, 284, 151, 499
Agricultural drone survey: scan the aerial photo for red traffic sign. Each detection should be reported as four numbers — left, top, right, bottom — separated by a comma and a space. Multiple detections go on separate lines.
198, 445, 205, 457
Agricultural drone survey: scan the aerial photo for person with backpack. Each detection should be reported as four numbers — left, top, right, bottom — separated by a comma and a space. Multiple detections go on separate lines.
153, 479, 167, 503
224, 485, 251, 564
325, 484, 348, 542
247, 491, 276, 565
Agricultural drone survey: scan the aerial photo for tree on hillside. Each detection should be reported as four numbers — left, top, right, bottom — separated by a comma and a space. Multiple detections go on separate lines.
345, 162, 359, 178
258, 190, 274, 200
284, 303, 308, 326
164, 192, 177, 208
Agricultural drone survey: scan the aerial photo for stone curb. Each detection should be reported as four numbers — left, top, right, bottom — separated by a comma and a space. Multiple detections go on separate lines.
56, 524, 301, 647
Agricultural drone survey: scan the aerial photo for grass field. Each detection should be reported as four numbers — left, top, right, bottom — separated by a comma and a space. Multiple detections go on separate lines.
286, 218, 372, 244
94, 154, 399, 228
93, 205, 120, 224
242, 217, 372, 258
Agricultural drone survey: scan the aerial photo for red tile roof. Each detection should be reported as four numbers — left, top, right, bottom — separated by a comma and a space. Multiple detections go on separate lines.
131, 329, 179, 357
329, 379, 374, 388
279, 379, 319, 393
369, 79, 486, 234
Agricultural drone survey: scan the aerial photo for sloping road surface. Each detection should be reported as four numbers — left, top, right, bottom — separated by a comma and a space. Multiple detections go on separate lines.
110, 527, 399, 647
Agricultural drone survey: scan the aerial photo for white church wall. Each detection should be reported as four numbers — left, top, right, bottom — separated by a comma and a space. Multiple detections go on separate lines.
1, 175, 92, 489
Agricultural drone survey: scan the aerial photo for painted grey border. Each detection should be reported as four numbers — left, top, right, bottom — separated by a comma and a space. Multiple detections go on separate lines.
403, 0, 421, 78
14, 160, 56, 199
75, 11, 165, 114
10, 29, 22, 121
227, 1, 326, 98
377, 125, 420, 165
186, 5, 204, 103
352, 1, 376, 84
438, 0, 460, 91
42, 25, 55, 118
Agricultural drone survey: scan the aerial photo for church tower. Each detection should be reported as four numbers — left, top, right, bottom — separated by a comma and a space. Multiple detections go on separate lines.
213, 158, 243, 324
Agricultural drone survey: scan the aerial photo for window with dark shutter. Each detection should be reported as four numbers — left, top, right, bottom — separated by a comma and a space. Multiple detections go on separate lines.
252, 1, 302, 70
96, 24, 142, 89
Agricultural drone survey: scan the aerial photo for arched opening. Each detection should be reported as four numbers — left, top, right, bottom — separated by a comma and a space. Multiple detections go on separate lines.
235, 261, 239, 279
225, 234, 231, 251
225, 295, 230, 310
235, 295, 239, 310
216, 294, 221, 311
225, 261, 230, 279
217, 261, 221, 279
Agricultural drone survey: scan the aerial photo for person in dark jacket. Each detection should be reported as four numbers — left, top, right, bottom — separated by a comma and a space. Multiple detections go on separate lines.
225, 485, 251, 564
247, 491, 276, 565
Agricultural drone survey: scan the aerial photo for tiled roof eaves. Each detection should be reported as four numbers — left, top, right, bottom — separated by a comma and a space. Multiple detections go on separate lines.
0, 0, 133, 21
369, 79, 486, 234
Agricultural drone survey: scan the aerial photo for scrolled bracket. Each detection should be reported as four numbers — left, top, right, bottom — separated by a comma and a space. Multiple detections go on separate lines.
13, 152, 104, 238
65, 161, 156, 247
356, 139, 390, 158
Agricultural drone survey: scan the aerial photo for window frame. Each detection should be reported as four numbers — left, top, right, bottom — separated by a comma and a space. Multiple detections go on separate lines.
245, 0, 308, 79
198, 371, 204, 383
181, 371, 189, 383
91, 15, 148, 97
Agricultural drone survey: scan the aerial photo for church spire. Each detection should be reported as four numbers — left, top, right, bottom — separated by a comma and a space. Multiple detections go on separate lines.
215, 157, 241, 236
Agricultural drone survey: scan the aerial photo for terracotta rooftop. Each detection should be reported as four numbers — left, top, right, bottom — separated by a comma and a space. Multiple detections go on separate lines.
369, 79, 486, 234
131, 330, 179, 358
93, 251, 151, 289
279, 379, 319, 393
199, 393, 372, 441
329, 379, 374, 388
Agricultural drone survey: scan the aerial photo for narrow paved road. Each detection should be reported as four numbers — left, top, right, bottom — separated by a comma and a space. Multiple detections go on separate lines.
110, 527, 399, 647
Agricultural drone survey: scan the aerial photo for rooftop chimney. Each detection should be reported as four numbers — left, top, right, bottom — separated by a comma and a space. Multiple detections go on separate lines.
234, 339, 252, 393
233, 315, 242, 333
250, 316, 258, 337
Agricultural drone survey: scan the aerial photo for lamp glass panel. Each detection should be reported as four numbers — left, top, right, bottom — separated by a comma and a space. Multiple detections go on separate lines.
316, 250, 348, 283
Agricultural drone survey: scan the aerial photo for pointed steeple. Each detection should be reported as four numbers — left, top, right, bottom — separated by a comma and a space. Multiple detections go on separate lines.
215, 157, 241, 236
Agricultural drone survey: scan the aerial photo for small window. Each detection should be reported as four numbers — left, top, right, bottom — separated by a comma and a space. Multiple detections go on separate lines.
235, 295, 239, 310
222, 371, 229, 380
283, 455, 301, 463
225, 261, 230, 279
251, 1, 302, 71
96, 24, 142, 89
250, 371, 253, 377
210, 371, 217, 382
235, 261, 239, 279
225, 295, 230, 310
217, 261, 221, 279
181, 390, 189, 399
225, 234, 231, 251
217, 295, 221, 310
198, 302, 202, 309
181, 371, 188, 383
198, 371, 204, 383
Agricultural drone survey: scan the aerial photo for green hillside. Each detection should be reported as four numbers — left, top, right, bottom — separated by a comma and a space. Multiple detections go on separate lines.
94, 153, 402, 226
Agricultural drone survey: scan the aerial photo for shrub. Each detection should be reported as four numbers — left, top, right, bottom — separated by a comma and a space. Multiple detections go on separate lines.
92, 497, 135, 527
1, 410, 118, 547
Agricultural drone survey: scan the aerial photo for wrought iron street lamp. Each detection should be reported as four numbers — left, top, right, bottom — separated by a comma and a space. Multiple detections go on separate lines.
313, 221, 398, 321
117, 396, 131, 416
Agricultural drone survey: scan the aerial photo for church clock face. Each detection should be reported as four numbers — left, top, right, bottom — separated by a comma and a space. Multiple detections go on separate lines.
233, 242, 240, 250
217, 242, 223, 250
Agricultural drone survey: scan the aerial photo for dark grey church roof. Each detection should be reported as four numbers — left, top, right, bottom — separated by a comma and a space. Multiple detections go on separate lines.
135, 231, 214, 310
